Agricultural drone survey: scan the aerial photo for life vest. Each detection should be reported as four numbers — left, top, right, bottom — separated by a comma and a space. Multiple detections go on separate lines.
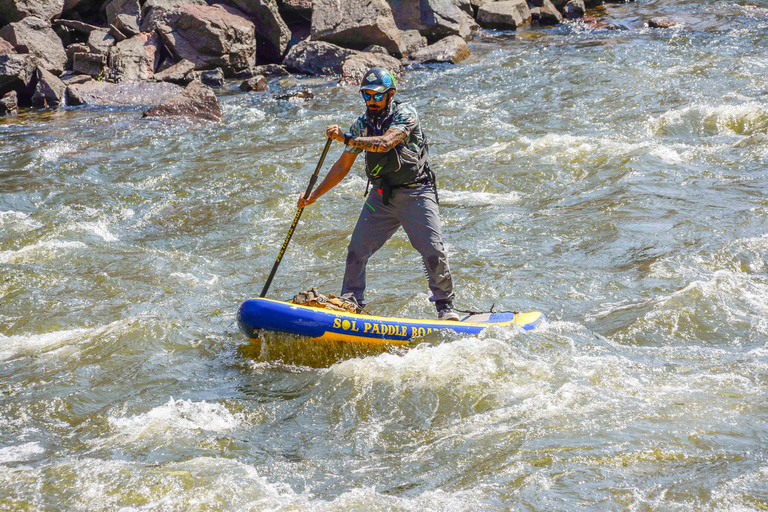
364, 101, 430, 188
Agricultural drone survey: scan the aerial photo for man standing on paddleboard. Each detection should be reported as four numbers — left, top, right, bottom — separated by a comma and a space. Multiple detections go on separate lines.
297, 67, 460, 321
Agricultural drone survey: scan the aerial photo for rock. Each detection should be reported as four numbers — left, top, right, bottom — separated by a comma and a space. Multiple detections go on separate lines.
140, 0, 207, 19
148, 4, 257, 77
0, 36, 15, 55
142, 79, 222, 122
1, 90, 18, 114
87, 29, 116, 56
31, 66, 66, 107
281, 0, 312, 15
153, 58, 195, 84
340, 51, 404, 85
564, 0, 585, 19
363, 44, 389, 55
66, 79, 183, 106
530, 0, 562, 25
60, 73, 92, 85
648, 17, 676, 28
72, 51, 106, 77
275, 88, 313, 100
584, 0, 602, 7
53, 19, 102, 35
0, 0, 64, 24
221, 0, 291, 63
283, 40, 356, 75
401, 29, 427, 56
312, 0, 406, 57
106, 0, 141, 37
251, 63, 288, 76
390, 0, 475, 43
0, 17, 68, 75
188, 67, 224, 87
239, 74, 267, 91
0, 53, 37, 97
108, 31, 161, 82
408, 34, 470, 64
476, 0, 531, 30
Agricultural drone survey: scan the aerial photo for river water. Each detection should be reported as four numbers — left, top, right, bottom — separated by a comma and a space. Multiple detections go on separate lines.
2, 1, 768, 510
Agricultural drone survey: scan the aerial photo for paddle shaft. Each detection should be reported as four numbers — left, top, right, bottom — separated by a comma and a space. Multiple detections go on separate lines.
260, 137, 333, 298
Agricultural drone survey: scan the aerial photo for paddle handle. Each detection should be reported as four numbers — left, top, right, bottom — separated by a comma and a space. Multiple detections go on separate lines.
260, 137, 333, 298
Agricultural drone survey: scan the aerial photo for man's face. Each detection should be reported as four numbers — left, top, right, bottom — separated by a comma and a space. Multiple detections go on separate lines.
362, 89, 389, 115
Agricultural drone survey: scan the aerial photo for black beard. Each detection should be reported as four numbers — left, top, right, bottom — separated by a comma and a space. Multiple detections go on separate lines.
366, 105, 385, 118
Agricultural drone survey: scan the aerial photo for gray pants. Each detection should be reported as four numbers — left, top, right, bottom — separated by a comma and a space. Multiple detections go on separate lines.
341, 184, 455, 306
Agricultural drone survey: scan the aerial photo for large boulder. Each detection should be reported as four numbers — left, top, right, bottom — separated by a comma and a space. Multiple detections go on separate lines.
145, 4, 256, 77
87, 29, 116, 55
108, 31, 161, 81
311, 0, 406, 57
142, 79, 222, 122
31, 66, 66, 107
72, 51, 106, 77
0, 52, 37, 97
476, 0, 531, 30
0, 0, 64, 24
283, 39, 356, 75
153, 57, 195, 84
530, 0, 562, 26
105, 0, 141, 37
0, 16, 68, 75
221, 0, 291, 63
409, 34, 470, 64
388, 0, 475, 42
141, 0, 207, 18
340, 51, 403, 85
66, 79, 183, 105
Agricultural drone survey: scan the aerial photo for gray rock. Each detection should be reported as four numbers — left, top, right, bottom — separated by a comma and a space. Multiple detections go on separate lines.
648, 17, 677, 28
220, 0, 291, 62
105, 0, 141, 37
148, 4, 256, 77
389, 0, 475, 43
140, 0, 207, 19
401, 29, 427, 57
60, 73, 92, 85
72, 51, 106, 77
340, 51, 403, 85
0, 17, 68, 75
143, 79, 222, 122
283, 40, 356, 75
188, 67, 224, 87
251, 63, 289, 77
153, 58, 195, 84
1, 90, 18, 115
53, 19, 102, 35
275, 88, 313, 100
363, 44, 389, 55
0, 53, 37, 97
409, 34, 470, 64
239, 74, 268, 91
476, 0, 531, 30
87, 29, 116, 56
312, 0, 406, 57
530, 0, 562, 25
564, 0, 585, 19
31, 66, 66, 107
0, 0, 64, 23
66, 79, 183, 106
108, 31, 162, 82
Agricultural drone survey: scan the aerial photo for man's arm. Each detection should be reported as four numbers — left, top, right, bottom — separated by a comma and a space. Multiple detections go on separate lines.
297, 150, 358, 208
327, 124, 406, 153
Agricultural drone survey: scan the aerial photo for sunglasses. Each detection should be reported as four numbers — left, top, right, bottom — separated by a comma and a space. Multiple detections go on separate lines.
362, 91, 386, 102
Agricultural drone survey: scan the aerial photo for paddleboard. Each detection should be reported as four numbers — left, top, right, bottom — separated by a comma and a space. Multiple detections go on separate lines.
238, 297, 546, 345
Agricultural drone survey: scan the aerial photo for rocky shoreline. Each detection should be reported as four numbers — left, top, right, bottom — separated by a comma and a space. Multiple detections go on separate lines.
0, 0, 637, 121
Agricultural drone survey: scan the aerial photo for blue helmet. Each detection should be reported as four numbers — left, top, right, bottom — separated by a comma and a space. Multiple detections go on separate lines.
359, 67, 397, 93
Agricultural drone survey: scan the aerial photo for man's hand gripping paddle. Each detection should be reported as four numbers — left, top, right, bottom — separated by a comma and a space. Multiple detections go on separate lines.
260, 137, 333, 298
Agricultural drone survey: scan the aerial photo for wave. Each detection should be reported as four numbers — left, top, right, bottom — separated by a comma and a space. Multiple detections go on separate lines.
646, 102, 768, 137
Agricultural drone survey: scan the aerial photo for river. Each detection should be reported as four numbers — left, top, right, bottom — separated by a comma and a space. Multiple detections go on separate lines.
2, 0, 767, 510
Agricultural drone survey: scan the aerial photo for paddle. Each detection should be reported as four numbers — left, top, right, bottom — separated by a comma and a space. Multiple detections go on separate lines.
260, 136, 333, 298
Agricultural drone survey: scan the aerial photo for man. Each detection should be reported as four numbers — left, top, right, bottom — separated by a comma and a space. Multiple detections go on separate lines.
297, 67, 459, 321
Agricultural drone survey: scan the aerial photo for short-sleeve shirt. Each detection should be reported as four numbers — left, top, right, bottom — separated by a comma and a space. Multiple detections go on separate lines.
344, 101, 425, 155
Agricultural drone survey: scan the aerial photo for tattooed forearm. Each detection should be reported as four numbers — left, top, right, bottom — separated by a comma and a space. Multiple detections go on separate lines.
348, 128, 407, 152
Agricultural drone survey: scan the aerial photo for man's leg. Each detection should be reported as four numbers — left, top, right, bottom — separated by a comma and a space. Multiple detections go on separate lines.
341, 191, 400, 305
396, 185, 455, 305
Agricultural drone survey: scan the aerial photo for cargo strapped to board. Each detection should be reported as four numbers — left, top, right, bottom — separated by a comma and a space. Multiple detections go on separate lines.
290, 287, 365, 313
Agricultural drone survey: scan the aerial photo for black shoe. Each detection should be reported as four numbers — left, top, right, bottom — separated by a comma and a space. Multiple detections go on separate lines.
436, 301, 460, 321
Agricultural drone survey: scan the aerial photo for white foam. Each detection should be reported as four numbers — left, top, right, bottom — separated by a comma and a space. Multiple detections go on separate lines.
108, 398, 241, 443
0, 240, 86, 264
78, 220, 119, 242
0, 442, 45, 464
646, 102, 768, 137
0, 211, 43, 230
439, 189, 520, 206
0, 320, 127, 362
